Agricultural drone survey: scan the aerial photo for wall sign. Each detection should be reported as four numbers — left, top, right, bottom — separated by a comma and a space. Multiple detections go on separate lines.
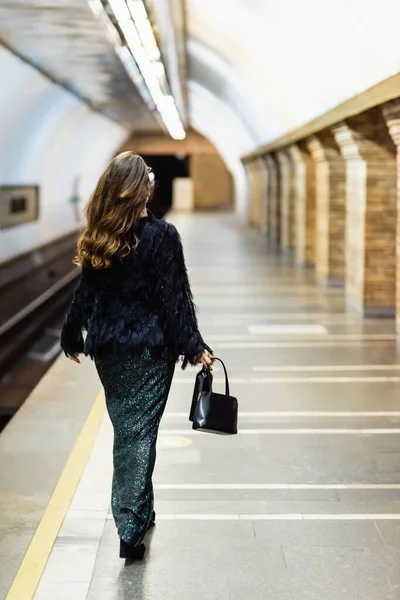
0, 186, 39, 229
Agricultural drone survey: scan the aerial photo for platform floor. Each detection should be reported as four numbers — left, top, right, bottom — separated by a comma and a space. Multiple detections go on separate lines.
4, 214, 400, 600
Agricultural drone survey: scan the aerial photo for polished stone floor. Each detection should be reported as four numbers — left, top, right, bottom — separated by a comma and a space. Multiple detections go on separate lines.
5, 214, 400, 600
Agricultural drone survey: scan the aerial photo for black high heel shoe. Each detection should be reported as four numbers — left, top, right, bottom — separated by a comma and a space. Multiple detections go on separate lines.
119, 539, 146, 560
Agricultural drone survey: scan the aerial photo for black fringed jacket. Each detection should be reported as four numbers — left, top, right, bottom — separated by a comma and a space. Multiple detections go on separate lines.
60, 215, 209, 368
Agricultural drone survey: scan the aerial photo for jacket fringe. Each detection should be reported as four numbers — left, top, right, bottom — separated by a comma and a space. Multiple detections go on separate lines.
60, 216, 210, 368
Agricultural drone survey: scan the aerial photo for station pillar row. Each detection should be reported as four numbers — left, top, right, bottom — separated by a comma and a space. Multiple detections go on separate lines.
246, 105, 399, 320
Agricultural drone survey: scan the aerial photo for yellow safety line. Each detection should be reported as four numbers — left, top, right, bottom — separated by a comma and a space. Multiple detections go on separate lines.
5, 391, 106, 600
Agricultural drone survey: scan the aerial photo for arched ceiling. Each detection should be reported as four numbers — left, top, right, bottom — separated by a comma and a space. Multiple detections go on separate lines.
1, 0, 400, 240
183, 0, 400, 208
0, 0, 161, 132
188, 82, 255, 217
188, 39, 265, 146
186, 0, 400, 147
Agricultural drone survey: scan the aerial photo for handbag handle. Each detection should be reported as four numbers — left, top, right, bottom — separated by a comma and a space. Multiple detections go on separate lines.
211, 357, 230, 397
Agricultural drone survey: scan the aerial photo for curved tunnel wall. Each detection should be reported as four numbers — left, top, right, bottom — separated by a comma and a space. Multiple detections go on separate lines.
187, 0, 400, 144
186, 0, 400, 206
188, 82, 255, 218
0, 47, 127, 264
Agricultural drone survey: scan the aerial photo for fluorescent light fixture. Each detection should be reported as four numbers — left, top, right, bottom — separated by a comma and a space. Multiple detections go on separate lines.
108, 0, 131, 21
127, 0, 160, 62
126, 0, 146, 21
157, 95, 186, 140
88, 0, 186, 140
152, 62, 165, 78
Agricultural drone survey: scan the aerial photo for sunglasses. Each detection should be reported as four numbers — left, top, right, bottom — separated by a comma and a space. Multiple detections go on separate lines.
147, 167, 155, 183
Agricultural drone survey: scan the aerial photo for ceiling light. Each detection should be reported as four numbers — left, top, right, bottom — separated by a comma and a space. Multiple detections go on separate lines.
107, 0, 131, 21
157, 96, 186, 140
127, 0, 160, 61
87, 0, 186, 140
151, 62, 165, 78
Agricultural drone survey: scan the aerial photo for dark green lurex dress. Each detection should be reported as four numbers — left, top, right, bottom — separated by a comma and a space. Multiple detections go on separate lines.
95, 349, 175, 546
61, 217, 209, 548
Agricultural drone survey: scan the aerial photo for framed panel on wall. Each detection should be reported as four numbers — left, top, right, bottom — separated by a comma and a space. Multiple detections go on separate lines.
0, 186, 39, 229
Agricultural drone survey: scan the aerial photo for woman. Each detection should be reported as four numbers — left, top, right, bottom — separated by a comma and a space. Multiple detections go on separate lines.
61, 151, 213, 560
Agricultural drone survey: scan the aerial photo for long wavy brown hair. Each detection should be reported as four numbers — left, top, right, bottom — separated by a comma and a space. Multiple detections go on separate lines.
75, 152, 154, 269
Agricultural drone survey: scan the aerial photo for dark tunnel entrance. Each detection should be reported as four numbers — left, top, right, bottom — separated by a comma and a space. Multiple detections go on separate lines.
142, 154, 190, 219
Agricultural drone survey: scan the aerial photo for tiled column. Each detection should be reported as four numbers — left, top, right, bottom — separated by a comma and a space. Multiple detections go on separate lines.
252, 159, 262, 228
276, 150, 296, 250
245, 161, 258, 226
307, 131, 346, 286
258, 157, 269, 234
289, 144, 315, 266
262, 155, 272, 236
333, 108, 397, 315
245, 162, 252, 224
265, 154, 280, 244
253, 158, 268, 232
246, 159, 268, 228
382, 99, 400, 332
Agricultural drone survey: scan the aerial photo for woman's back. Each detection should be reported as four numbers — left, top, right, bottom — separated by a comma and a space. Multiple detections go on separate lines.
61, 212, 210, 366
60, 151, 213, 559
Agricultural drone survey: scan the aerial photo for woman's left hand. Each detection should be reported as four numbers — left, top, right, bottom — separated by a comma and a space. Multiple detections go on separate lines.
68, 355, 81, 364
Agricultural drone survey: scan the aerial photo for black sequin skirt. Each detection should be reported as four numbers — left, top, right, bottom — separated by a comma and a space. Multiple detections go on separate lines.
95, 348, 175, 546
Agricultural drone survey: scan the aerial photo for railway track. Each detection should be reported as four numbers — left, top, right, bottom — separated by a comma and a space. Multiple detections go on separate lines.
0, 236, 79, 430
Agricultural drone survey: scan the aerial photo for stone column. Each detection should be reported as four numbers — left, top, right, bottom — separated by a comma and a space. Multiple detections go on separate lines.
276, 150, 296, 250
382, 99, 400, 332
333, 108, 397, 315
265, 154, 280, 244
253, 158, 268, 232
246, 159, 268, 228
289, 143, 315, 265
307, 130, 346, 286
245, 162, 252, 224
258, 157, 269, 234
245, 161, 258, 226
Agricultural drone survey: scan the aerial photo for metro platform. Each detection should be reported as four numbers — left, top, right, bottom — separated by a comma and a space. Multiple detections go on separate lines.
2, 215, 400, 600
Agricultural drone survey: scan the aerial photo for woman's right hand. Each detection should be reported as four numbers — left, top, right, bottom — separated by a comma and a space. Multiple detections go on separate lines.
198, 349, 214, 370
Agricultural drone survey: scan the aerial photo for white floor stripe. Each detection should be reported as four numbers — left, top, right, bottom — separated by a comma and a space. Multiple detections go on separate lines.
160, 428, 400, 435
174, 376, 400, 383
252, 365, 400, 372
247, 325, 329, 335
164, 411, 400, 419
203, 313, 366, 320
206, 334, 395, 341
202, 320, 385, 328
192, 286, 339, 293
155, 513, 400, 521
154, 483, 400, 490
212, 341, 394, 348
198, 299, 345, 307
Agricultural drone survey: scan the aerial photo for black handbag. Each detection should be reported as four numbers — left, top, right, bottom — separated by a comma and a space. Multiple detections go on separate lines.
189, 366, 213, 422
191, 358, 238, 435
